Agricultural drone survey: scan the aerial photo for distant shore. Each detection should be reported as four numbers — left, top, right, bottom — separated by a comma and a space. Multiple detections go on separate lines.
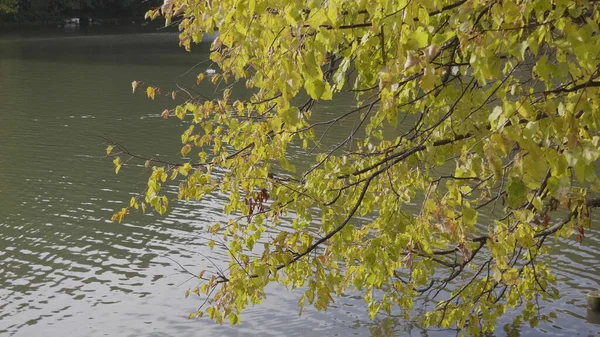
0, 19, 181, 40
0, 17, 164, 29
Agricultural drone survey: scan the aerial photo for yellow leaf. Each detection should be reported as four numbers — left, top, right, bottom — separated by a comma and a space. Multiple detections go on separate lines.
113, 157, 122, 174
181, 144, 192, 157
146, 86, 156, 100
502, 268, 519, 286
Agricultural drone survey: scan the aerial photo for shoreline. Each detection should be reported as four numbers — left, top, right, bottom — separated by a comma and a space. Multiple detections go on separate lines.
0, 17, 165, 29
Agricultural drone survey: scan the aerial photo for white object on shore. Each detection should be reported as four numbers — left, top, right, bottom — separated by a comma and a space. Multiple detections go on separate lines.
64, 18, 80, 25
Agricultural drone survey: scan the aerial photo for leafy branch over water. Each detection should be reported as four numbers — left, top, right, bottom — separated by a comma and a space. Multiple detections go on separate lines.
106, 0, 600, 334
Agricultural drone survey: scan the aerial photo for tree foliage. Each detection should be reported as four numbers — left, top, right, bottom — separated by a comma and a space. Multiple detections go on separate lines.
0, 0, 19, 13
109, 0, 600, 334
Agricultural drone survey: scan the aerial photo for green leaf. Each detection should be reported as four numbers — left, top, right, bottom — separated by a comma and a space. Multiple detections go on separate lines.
462, 206, 478, 226
305, 79, 326, 100
420, 64, 436, 91
432, 31, 455, 45
507, 178, 527, 208
413, 27, 429, 49
228, 312, 240, 324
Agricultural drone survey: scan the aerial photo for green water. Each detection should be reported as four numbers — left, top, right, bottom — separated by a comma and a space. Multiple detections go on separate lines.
0, 28, 599, 337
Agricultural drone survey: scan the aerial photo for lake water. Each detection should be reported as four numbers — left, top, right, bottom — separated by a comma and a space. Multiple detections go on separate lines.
0, 27, 599, 337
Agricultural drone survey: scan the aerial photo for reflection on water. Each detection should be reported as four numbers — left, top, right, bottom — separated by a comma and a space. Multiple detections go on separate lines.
588, 309, 600, 325
0, 29, 599, 337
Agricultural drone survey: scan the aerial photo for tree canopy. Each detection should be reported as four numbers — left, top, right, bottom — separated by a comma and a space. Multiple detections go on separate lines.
0, 0, 18, 13
108, 0, 600, 334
